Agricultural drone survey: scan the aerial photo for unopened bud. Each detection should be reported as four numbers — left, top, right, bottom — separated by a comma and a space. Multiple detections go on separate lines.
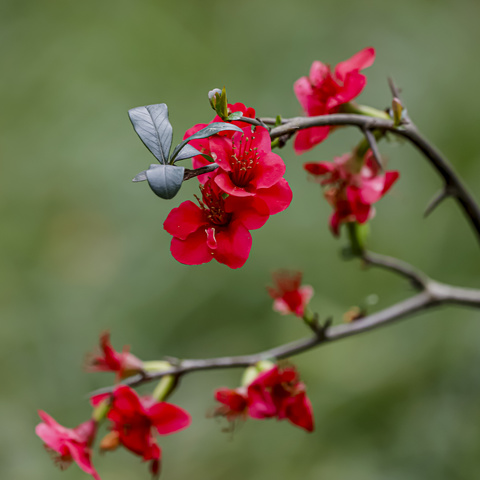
391, 97, 403, 126
208, 88, 222, 110
100, 431, 120, 452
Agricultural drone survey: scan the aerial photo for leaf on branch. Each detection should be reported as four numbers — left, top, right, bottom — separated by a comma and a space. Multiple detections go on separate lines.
227, 111, 243, 121
172, 144, 202, 162
128, 104, 173, 164
144, 164, 185, 199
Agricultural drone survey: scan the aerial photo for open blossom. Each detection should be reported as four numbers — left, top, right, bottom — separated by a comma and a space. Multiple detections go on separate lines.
267, 270, 313, 317
91, 385, 190, 478
164, 178, 270, 268
304, 150, 399, 235
185, 102, 256, 182
35, 411, 100, 480
207, 126, 292, 215
294, 47, 375, 153
85, 331, 143, 381
214, 365, 314, 432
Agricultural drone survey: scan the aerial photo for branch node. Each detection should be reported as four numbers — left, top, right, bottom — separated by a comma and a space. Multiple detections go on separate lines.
424, 186, 454, 218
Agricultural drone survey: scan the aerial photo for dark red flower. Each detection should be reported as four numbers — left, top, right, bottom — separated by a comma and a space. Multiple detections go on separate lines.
214, 365, 314, 432
85, 331, 143, 381
163, 178, 270, 268
35, 411, 100, 480
294, 47, 375, 153
267, 270, 313, 317
91, 385, 190, 478
304, 150, 399, 235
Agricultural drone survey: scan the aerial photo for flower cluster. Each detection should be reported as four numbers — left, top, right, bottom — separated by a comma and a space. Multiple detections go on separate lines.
294, 47, 375, 153
164, 102, 292, 268
267, 270, 313, 317
36, 333, 191, 479
215, 364, 314, 432
304, 150, 399, 235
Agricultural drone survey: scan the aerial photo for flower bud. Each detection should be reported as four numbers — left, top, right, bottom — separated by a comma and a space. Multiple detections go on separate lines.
208, 88, 222, 109
99, 431, 120, 452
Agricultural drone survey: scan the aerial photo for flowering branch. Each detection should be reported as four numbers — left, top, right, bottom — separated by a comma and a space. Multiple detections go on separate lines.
91, 260, 480, 396
264, 111, 480, 243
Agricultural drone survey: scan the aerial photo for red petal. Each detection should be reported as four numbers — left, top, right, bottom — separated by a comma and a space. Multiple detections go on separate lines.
382, 171, 400, 194
213, 221, 252, 269
293, 76, 314, 111
303, 162, 334, 176
326, 71, 367, 109
309, 61, 330, 87
334, 47, 375, 82
147, 402, 191, 435
254, 179, 292, 215
214, 172, 254, 197
226, 196, 270, 230
294, 126, 331, 154
285, 392, 314, 432
252, 152, 286, 189
163, 201, 206, 240
170, 230, 213, 266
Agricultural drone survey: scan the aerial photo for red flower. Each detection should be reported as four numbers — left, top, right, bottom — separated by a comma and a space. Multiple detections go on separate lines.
207, 126, 292, 215
35, 411, 100, 480
294, 47, 375, 153
267, 270, 314, 317
214, 365, 314, 432
86, 331, 143, 381
163, 178, 270, 268
92, 385, 190, 478
185, 102, 256, 183
304, 150, 399, 235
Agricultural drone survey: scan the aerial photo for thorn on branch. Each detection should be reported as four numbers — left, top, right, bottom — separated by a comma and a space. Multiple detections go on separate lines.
362, 128, 383, 169
314, 317, 332, 340
424, 186, 454, 218
388, 77, 402, 100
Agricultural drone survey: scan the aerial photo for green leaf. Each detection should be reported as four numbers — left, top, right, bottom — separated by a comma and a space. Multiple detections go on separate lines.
128, 104, 173, 164
145, 164, 185, 199
227, 111, 243, 121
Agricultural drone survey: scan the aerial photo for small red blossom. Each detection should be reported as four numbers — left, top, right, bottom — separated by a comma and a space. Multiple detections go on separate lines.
35, 411, 100, 480
163, 178, 270, 268
294, 47, 375, 153
267, 270, 314, 317
86, 331, 143, 381
214, 365, 314, 432
304, 150, 399, 235
91, 385, 190, 478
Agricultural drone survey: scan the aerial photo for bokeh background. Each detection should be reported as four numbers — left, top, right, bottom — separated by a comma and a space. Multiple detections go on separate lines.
2, 1, 480, 479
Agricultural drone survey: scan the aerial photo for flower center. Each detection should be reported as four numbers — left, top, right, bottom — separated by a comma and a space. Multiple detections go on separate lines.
229, 134, 259, 187
196, 183, 232, 226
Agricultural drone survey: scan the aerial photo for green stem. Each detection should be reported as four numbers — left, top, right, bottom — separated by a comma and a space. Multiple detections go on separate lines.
340, 102, 391, 120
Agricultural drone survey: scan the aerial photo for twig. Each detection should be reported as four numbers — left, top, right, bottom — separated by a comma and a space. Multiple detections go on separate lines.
91, 278, 480, 396
265, 114, 480, 244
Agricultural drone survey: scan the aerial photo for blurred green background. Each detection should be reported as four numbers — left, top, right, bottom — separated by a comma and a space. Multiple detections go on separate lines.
2, 1, 480, 479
